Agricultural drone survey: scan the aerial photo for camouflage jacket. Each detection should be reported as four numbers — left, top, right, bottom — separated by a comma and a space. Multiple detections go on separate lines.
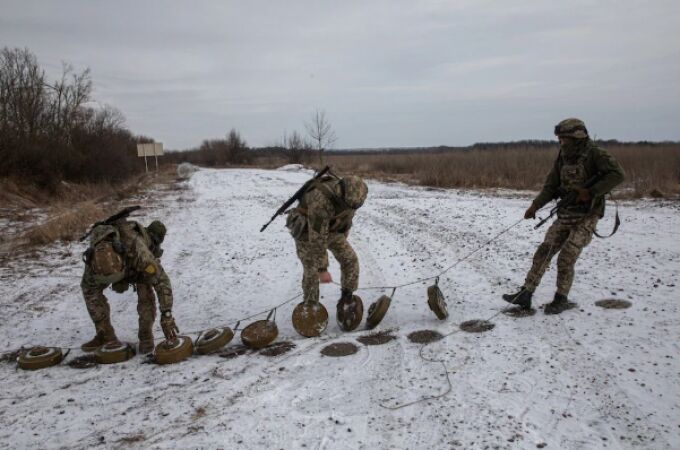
117, 221, 174, 311
298, 179, 355, 269
532, 140, 625, 217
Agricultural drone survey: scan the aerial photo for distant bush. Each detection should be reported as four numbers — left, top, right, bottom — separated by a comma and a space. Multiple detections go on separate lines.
0, 47, 142, 190
168, 129, 253, 166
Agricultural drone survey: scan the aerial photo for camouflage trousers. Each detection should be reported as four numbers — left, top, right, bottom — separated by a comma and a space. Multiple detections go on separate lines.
81, 266, 157, 339
524, 214, 599, 296
295, 233, 359, 303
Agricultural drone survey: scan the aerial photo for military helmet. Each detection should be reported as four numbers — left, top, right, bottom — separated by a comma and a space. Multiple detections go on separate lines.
554, 118, 588, 139
341, 176, 368, 209
146, 220, 167, 243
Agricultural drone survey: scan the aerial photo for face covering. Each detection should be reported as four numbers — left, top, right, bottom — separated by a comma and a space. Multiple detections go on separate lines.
561, 138, 587, 159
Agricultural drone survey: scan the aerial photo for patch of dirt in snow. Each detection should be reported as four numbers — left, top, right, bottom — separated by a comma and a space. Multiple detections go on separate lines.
67, 355, 98, 369
259, 341, 296, 357
407, 329, 444, 344
117, 433, 146, 444
357, 330, 397, 346
595, 299, 632, 309
218, 345, 251, 360
320, 342, 359, 357
459, 319, 495, 333
502, 306, 537, 317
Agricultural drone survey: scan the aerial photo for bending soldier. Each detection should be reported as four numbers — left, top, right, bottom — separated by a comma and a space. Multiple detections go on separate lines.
286, 173, 368, 330
80, 218, 180, 353
504, 118, 625, 314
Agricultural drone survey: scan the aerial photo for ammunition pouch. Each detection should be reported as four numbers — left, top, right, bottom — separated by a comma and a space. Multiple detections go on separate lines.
285, 208, 308, 240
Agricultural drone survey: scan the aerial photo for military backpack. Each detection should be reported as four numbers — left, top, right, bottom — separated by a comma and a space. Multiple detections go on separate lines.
285, 177, 356, 239
84, 224, 126, 285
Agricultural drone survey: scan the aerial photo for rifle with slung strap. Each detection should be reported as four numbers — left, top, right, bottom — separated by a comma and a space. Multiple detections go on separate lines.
535, 175, 621, 238
79, 205, 141, 241
534, 175, 600, 229
260, 166, 332, 232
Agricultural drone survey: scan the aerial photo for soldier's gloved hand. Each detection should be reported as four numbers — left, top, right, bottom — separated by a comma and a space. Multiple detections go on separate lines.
318, 270, 333, 284
160, 311, 179, 341
524, 204, 537, 219
574, 187, 591, 203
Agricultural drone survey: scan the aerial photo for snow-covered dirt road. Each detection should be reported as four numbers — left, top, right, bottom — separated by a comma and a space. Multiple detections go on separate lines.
1, 167, 679, 449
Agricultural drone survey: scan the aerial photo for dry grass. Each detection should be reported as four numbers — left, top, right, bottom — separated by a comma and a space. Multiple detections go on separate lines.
326, 143, 680, 198
22, 201, 106, 246
1, 165, 179, 250
191, 406, 207, 421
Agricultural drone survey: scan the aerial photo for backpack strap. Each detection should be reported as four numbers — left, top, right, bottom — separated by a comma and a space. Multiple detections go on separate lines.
594, 194, 621, 239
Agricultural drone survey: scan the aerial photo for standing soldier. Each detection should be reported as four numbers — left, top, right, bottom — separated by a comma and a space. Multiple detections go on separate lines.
504, 118, 625, 314
80, 212, 180, 353
286, 172, 368, 331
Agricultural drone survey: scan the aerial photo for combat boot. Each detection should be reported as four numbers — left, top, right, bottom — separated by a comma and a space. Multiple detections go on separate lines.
502, 287, 532, 310
81, 317, 120, 352
544, 292, 576, 315
138, 327, 155, 354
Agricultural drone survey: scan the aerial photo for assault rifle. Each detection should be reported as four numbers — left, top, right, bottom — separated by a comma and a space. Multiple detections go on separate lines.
534, 175, 600, 229
260, 166, 332, 232
79, 205, 142, 241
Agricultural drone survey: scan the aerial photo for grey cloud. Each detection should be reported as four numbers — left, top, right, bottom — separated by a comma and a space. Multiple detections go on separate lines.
1, 0, 678, 148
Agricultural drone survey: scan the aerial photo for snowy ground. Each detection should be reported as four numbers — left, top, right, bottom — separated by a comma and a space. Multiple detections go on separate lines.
1, 167, 679, 449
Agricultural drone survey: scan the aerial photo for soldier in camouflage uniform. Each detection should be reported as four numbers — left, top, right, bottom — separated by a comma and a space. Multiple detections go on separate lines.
504, 118, 625, 314
80, 219, 180, 353
286, 174, 368, 330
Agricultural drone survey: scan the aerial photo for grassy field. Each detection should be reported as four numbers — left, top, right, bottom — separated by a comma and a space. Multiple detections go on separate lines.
324, 142, 680, 198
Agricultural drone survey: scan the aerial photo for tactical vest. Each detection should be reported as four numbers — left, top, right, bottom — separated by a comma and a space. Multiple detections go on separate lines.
558, 150, 591, 219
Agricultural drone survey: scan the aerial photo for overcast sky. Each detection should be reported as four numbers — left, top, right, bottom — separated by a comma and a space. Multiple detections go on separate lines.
1, 0, 679, 149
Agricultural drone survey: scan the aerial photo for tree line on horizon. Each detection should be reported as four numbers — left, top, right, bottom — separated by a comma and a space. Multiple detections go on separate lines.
1, 47, 677, 197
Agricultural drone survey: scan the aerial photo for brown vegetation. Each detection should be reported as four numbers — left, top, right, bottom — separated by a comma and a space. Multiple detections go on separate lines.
0, 47, 145, 190
22, 201, 105, 246
167, 129, 252, 166
2, 166, 177, 253
325, 142, 680, 198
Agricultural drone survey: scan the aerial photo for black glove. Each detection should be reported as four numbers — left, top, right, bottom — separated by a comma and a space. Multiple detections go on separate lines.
524, 204, 537, 219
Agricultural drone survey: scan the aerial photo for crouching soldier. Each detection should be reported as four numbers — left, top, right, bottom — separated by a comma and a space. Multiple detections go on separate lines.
287, 173, 368, 330
80, 211, 180, 353
504, 118, 624, 314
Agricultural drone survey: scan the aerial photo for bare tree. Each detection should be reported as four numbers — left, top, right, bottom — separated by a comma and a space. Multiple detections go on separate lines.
0, 46, 140, 185
282, 130, 313, 164
225, 128, 250, 164
45, 62, 92, 142
0, 47, 47, 149
305, 108, 337, 166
